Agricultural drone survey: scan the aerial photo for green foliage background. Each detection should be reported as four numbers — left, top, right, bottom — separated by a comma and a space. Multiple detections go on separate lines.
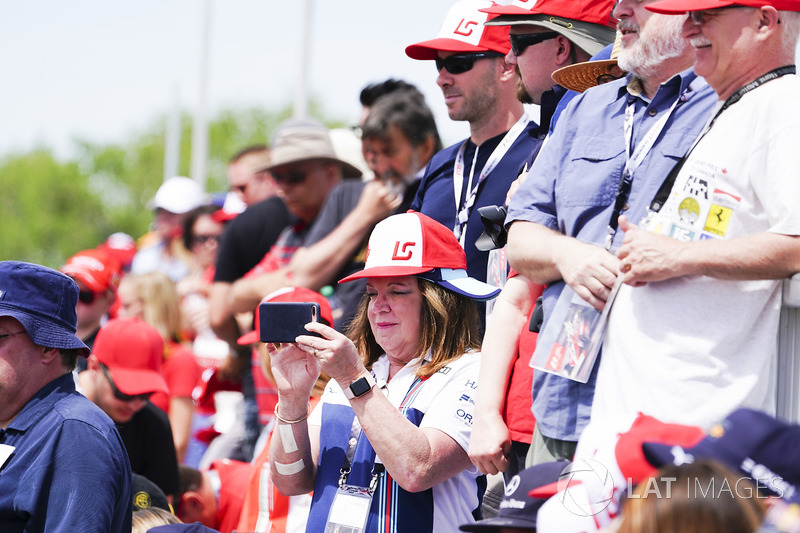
0, 102, 345, 268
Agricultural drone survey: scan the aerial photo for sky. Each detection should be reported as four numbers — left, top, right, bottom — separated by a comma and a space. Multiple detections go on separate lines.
0, 0, 502, 162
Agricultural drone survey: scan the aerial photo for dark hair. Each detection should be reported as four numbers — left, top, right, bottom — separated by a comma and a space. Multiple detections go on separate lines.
346, 278, 480, 379
361, 90, 443, 153
359, 79, 423, 108
228, 144, 269, 165
59, 348, 81, 372
177, 465, 203, 501
181, 204, 222, 250
619, 459, 766, 533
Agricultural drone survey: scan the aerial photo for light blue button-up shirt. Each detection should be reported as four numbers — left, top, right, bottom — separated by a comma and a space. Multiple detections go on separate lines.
506, 68, 718, 442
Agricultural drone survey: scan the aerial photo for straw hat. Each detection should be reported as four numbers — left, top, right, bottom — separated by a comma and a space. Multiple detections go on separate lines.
551, 31, 625, 93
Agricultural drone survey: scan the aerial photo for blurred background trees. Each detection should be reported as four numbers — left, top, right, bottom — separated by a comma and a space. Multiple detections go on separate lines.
0, 102, 344, 267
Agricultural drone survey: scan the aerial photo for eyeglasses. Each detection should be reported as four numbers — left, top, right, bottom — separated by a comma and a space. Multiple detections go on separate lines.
192, 234, 221, 246
78, 290, 97, 304
100, 364, 152, 403
687, 6, 752, 25
509, 32, 561, 56
0, 330, 26, 342
435, 52, 505, 75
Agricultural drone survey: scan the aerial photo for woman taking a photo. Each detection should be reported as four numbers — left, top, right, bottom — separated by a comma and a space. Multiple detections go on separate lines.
268, 212, 500, 532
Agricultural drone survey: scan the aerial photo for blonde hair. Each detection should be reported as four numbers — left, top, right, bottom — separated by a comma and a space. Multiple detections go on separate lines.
132, 507, 182, 533
347, 278, 480, 378
119, 271, 183, 343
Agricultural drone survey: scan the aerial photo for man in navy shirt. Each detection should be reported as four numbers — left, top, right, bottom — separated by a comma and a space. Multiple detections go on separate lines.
406, 0, 613, 290
0, 261, 132, 533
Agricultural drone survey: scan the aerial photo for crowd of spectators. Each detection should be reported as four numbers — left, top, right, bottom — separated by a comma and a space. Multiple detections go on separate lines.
3, 0, 800, 531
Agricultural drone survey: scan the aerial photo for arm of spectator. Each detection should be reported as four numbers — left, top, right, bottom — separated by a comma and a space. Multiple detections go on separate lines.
209, 282, 242, 346
169, 396, 194, 463
268, 342, 321, 496
229, 268, 291, 314
288, 180, 400, 290
617, 215, 800, 284
469, 275, 535, 475
295, 323, 474, 493
507, 221, 621, 310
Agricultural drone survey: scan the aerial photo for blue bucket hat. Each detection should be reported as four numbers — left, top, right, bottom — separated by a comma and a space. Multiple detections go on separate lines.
0, 261, 90, 356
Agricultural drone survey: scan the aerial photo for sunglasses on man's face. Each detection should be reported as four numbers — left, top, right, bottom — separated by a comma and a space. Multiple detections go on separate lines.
272, 170, 311, 186
509, 31, 561, 56
435, 52, 505, 75
100, 364, 153, 403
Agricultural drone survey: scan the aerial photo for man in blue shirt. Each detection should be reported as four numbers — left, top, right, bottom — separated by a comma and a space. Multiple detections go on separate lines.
406, 0, 542, 289
505, 0, 718, 464
0, 261, 132, 532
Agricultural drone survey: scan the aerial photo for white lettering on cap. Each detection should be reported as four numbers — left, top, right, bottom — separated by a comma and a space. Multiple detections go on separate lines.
438, 2, 489, 46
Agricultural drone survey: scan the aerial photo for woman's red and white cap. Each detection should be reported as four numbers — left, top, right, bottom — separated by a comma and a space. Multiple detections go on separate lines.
339, 211, 501, 301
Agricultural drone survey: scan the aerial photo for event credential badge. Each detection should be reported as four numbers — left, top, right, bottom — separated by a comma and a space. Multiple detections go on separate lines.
530, 280, 622, 383
324, 484, 372, 533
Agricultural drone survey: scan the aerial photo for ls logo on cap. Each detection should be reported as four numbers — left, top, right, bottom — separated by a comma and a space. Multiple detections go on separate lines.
392, 241, 416, 261
454, 18, 478, 37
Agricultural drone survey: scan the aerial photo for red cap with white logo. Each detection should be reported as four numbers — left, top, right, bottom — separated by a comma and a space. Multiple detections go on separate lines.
61, 249, 121, 294
405, 0, 511, 60
647, 0, 800, 13
339, 211, 501, 301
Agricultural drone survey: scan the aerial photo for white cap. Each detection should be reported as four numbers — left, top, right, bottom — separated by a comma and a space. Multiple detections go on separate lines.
151, 176, 206, 214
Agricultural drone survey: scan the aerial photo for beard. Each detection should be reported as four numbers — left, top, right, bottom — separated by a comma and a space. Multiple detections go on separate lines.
617, 14, 690, 79
515, 67, 534, 105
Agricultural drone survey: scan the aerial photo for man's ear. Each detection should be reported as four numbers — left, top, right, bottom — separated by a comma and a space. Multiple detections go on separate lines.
177, 492, 206, 522
554, 36, 574, 67
499, 57, 518, 82
41, 346, 60, 365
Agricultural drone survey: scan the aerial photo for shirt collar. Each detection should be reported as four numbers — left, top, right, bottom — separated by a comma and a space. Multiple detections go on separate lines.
619, 67, 700, 104
539, 85, 567, 136
6, 374, 75, 433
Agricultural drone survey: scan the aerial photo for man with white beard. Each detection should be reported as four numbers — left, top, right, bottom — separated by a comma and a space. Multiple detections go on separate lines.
504, 0, 718, 464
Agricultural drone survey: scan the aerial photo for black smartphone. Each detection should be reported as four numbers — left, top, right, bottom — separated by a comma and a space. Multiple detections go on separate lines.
258, 302, 322, 343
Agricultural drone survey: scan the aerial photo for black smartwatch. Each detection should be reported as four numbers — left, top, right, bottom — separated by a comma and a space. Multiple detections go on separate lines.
342, 373, 376, 400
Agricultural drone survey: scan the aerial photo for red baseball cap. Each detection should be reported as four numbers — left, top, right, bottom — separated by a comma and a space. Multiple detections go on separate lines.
405, 0, 511, 60
92, 317, 169, 396
482, 0, 618, 57
96, 232, 137, 270
614, 413, 706, 483
237, 287, 335, 345
61, 249, 122, 294
339, 211, 501, 301
529, 413, 705, 500
647, 0, 800, 13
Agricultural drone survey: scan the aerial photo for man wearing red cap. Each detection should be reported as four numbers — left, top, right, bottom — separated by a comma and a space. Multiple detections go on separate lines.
594, 1, 800, 428
405, 0, 541, 292
467, 0, 617, 486
483, 0, 617, 142
79, 317, 180, 502
505, 0, 719, 465
61, 248, 121, 375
